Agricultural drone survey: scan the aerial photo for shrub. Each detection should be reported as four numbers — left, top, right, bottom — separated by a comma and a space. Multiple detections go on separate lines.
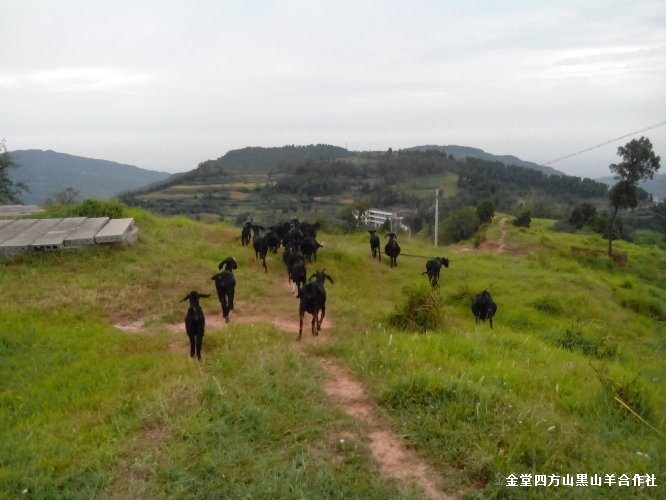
441, 207, 479, 244
555, 328, 617, 359
66, 198, 126, 218
389, 283, 443, 332
513, 210, 531, 228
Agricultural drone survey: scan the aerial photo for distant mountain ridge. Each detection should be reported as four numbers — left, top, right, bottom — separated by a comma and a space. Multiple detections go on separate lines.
406, 145, 566, 176
8, 150, 171, 204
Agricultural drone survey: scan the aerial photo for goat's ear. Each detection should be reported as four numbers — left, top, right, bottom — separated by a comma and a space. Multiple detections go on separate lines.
325, 273, 334, 284
181, 294, 190, 302
308, 274, 316, 281
199, 293, 211, 299
231, 258, 238, 269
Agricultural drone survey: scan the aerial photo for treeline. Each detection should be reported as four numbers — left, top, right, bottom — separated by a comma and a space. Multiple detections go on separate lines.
270, 150, 609, 221
222, 144, 353, 172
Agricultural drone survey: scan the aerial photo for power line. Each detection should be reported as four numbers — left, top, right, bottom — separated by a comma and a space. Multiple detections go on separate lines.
543, 120, 666, 165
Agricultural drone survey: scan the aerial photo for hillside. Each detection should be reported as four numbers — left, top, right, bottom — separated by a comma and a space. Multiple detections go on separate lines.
123, 147, 608, 227
406, 144, 566, 176
9, 149, 171, 204
0, 209, 663, 498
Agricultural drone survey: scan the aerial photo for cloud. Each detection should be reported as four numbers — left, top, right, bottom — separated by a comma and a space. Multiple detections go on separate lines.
0, 67, 152, 93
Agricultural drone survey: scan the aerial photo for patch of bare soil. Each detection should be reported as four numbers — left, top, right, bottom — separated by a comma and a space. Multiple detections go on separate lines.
478, 217, 508, 254
321, 360, 456, 500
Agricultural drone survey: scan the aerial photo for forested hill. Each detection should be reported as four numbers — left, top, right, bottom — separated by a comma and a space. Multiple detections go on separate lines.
406, 145, 565, 176
123, 147, 609, 229
9, 149, 171, 204
171, 144, 353, 185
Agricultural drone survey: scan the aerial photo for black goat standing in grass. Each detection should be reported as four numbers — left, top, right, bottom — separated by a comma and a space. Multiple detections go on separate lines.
301, 235, 323, 263
471, 290, 498, 329
241, 221, 252, 246
182, 291, 210, 359
251, 224, 268, 272
298, 270, 333, 340
283, 241, 307, 296
211, 257, 237, 323
368, 229, 381, 261
384, 232, 401, 268
422, 257, 450, 288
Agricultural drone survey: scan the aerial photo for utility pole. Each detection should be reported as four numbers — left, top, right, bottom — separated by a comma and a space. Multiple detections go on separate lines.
434, 189, 439, 247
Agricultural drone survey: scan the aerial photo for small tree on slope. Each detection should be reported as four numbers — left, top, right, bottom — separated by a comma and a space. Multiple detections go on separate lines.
607, 136, 660, 256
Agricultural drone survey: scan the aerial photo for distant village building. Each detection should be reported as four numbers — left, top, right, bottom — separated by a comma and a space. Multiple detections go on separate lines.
356, 208, 409, 232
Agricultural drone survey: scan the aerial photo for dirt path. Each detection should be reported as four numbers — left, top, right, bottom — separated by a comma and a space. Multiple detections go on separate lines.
115, 271, 457, 499
322, 360, 455, 500
478, 216, 508, 254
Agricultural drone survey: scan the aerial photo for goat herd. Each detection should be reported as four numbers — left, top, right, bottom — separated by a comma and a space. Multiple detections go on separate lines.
181, 219, 497, 360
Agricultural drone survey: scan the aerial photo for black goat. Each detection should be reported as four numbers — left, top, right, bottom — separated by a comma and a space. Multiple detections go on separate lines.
282, 240, 307, 295
384, 232, 401, 268
181, 291, 210, 359
368, 229, 381, 261
241, 221, 252, 246
211, 257, 237, 323
265, 227, 280, 253
471, 290, 498, 329
301, 236, 323, 262
251, 224, 268, 272
298, 270, 333, 340
422, 257, 450, 288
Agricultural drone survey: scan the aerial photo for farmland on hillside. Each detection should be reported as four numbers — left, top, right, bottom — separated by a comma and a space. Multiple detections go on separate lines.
1, 209, 664, 498
122, 149, 609, 230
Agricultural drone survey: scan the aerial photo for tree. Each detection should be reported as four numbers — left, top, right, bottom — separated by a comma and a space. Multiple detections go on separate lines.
0, 139, 28, 204
607, 137, 661, 255
45, 187, 79, 206
441, 207, 479, 243
476, 200, 495, 224
568, 203, 597, 230
513, 210, 531, 228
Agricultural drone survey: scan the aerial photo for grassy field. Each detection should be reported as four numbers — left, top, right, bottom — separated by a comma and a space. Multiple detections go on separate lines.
1, 209, 664, 498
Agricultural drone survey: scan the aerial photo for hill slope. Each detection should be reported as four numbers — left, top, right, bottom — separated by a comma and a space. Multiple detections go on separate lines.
9, 149, 171, 204
406, 144, 565, 176
124, 147, 608, 225
0, 210, 663, 498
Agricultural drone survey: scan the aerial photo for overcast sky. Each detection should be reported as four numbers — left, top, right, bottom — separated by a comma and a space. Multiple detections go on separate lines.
2, 0, 665, 178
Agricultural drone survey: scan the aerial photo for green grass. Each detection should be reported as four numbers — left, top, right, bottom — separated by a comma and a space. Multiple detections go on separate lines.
1, 209, 664, 498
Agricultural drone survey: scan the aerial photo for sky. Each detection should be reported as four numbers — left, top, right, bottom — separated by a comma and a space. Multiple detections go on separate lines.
1, 0, 665, 178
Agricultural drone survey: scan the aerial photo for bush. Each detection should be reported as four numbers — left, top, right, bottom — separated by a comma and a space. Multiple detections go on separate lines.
389, 283, 443, 332
513, 210, 531, 228
67, 198, 126, 219
441, 207, 479, 244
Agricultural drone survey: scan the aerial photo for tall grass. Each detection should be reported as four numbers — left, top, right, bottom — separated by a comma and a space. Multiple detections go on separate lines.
1, 208, 664, 498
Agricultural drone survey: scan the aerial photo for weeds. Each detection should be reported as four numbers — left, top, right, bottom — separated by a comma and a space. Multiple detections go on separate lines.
388, 283, 444, 332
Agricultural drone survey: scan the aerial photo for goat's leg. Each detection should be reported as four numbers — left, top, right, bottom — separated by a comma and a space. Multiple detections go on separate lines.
317, 305, 325, 332
222, 297, 230, 323
196, 334, 203, 360
298, 311, 304, 340
311, 314, 317, 336
228, 288, 235, 311
188, 334, 195, 358
489, 317, 493, 329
